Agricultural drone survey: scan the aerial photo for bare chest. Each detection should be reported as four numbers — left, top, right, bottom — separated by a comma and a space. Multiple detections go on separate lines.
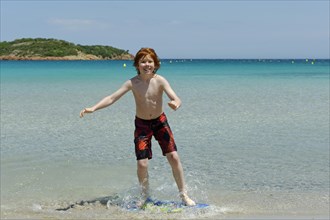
132, 80, 162, 101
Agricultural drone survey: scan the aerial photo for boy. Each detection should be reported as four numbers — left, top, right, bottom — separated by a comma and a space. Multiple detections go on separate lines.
80, 48, 195, 206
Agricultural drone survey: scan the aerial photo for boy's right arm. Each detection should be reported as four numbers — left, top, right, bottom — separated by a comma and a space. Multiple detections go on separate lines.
80, 80, 132, 118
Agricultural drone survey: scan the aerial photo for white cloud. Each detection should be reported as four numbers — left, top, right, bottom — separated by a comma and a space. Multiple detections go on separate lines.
48, 18, 109, 31
168, 20, 184, 26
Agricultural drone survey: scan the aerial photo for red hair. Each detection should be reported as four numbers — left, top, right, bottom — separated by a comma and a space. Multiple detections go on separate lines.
133, 48, 160, 74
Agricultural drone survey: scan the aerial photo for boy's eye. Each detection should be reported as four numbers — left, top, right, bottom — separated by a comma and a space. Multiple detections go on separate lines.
140, 60, 153, 64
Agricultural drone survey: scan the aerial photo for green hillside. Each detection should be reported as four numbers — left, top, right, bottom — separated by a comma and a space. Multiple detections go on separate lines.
0, 38, 133, 60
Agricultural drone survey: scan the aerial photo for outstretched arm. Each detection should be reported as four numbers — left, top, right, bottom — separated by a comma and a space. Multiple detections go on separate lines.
161, 77, 181, 111
80, 80, 132, 117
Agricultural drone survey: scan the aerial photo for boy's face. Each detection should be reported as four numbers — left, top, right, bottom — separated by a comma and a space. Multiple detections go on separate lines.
138, 55, 155, 75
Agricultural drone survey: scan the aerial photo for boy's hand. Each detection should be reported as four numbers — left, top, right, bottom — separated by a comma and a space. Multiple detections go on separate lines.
168, 101, 180, 111
80, 108, 94, 118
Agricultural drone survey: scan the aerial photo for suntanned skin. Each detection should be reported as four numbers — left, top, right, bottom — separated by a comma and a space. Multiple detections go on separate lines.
80, 56, 181, 119
80, 54, 195, 206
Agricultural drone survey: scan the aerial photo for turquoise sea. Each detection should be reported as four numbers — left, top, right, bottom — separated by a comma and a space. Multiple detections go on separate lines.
1, 59, 329, 219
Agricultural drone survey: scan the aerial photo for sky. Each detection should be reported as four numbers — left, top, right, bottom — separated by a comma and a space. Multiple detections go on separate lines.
1, 0, 329, 59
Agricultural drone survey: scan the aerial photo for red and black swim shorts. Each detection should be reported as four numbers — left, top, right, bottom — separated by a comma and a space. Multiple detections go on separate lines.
134, 112, 177, 160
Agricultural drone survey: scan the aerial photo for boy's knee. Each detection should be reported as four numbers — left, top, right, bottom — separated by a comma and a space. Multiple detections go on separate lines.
166, 152, 180, 163
137, 159, 148, 170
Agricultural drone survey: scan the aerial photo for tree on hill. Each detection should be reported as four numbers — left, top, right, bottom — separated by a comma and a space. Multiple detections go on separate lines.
0, 38, 131, 59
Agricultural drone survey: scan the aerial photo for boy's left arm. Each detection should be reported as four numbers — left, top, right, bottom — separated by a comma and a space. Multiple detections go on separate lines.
161, 77, 181, 111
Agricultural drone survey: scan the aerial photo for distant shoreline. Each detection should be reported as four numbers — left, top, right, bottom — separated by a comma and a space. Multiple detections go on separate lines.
1, 57, 329, 61
0, 54, 134, 61
0, 38, 134, 61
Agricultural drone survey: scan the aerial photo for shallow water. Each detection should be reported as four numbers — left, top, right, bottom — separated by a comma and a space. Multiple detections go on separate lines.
1, 60, 329, 219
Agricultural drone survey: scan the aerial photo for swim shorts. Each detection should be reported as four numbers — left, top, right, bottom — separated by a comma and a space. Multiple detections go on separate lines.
134, 112, 177, 160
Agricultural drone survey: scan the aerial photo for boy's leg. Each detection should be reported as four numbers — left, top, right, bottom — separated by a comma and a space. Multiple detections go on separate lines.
166, 151, 196, 206
137, 158, 149, 199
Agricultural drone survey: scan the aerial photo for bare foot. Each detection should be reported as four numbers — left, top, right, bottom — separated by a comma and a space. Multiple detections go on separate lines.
136, 192, 149, 208
180, 193, 196, 206
136, 199, 146, 208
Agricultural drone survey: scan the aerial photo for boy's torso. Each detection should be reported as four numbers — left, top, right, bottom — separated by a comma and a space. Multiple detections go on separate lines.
131, 74, 164, 120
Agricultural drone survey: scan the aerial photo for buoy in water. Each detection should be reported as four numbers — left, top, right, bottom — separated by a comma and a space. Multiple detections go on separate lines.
123, 63, 126, 68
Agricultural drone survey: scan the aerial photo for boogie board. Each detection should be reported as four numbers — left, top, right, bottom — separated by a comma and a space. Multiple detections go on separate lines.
125, 197, 209, 213
56, 195, 209, 214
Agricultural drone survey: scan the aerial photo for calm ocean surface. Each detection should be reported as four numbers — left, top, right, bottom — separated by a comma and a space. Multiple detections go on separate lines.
1, 59, 329, 219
